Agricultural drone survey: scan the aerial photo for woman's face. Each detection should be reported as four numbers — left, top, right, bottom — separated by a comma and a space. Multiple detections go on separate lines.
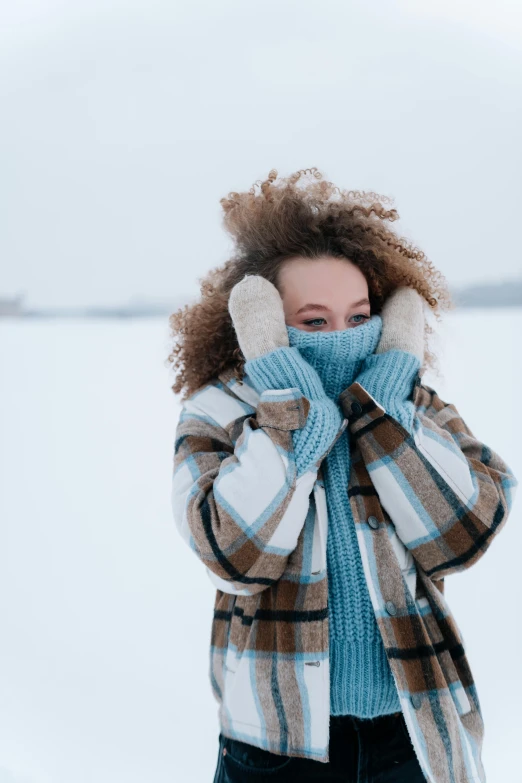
277, 256, 371, 332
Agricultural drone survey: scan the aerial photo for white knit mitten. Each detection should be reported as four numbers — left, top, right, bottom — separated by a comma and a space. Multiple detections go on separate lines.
228, 275, 289, 361
376, 287, 425, 362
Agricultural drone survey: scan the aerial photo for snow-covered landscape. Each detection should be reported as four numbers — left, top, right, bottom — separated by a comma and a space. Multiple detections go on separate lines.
0, 310, 520, 783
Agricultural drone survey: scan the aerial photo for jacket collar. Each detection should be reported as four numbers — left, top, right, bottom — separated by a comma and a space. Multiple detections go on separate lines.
217, 367, 261, 408
218, 364, 425, 410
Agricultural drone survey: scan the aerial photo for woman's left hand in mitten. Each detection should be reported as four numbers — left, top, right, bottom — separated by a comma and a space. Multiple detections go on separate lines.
354, 287, 425, 432
375, 286, 425, 362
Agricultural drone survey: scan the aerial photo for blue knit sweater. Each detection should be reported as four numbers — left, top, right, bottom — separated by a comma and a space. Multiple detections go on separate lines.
244, 315, 421, 717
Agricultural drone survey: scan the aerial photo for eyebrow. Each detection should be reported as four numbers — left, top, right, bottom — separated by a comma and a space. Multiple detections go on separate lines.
295, 298, 370, 315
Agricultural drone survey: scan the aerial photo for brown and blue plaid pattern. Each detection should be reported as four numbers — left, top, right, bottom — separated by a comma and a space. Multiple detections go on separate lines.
171, 366, 517, 783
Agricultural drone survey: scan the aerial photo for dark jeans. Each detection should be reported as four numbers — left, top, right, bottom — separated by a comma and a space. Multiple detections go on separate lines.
212, 711, 426, 782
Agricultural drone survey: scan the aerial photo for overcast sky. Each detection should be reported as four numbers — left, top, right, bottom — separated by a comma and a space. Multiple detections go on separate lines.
2, 0, 521, 308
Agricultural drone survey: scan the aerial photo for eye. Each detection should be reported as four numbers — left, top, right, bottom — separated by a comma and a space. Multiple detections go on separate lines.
349, 314, 370, 325
303, 318, 326, 327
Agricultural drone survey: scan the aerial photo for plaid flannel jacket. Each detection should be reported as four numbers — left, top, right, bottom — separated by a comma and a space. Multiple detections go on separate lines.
171, 364, 517, 783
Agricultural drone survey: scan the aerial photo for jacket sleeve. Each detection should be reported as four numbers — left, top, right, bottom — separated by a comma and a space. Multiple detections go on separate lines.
339, 379, 518, 580
243, 345, 346, 476
171, 378, 345, 595
350, 348, 421, 433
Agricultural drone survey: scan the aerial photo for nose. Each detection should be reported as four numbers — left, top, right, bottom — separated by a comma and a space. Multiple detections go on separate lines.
327, 317, 347, 332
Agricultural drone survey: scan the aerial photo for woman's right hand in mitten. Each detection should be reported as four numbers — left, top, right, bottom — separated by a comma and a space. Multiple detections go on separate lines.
228, 274, 344, 477
228, 274, 289, 361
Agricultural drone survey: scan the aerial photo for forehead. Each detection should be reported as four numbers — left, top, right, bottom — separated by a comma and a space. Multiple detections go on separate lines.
278, 257, 368, 303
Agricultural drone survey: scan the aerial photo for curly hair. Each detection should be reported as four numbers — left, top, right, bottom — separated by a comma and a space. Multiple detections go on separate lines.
167, 167, 453, 400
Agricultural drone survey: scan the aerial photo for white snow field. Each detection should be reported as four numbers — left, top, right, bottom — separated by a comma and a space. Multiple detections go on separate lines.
0, 310, 520, 783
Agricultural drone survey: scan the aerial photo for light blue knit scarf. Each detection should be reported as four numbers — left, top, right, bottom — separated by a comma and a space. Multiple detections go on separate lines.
286, 314, 383, 399
286, 313, 404, 717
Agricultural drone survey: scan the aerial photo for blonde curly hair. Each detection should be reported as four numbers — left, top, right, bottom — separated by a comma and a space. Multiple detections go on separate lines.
167, 167, 452, 400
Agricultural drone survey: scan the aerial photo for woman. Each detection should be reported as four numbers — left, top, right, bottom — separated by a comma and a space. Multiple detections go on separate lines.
168, 168, 517, 783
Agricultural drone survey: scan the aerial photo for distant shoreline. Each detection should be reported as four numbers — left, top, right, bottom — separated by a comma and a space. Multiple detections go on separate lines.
1, 281, 521, 318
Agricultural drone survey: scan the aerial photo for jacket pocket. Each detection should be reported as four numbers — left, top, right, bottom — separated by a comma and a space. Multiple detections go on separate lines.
311, 481, 328, 575
224, 594, 260, 674
439, 649, 472, 716
416, 577, 473, 718
388, 522, 418, 599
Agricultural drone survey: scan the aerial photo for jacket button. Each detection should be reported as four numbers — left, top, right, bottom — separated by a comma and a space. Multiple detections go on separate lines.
351, 401, 363, 415
385, 600, 397, 616
368, 516, 379, 529
411, 694, 423, 709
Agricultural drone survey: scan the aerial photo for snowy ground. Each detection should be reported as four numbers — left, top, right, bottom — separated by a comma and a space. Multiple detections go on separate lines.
0, 310, 520, 783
